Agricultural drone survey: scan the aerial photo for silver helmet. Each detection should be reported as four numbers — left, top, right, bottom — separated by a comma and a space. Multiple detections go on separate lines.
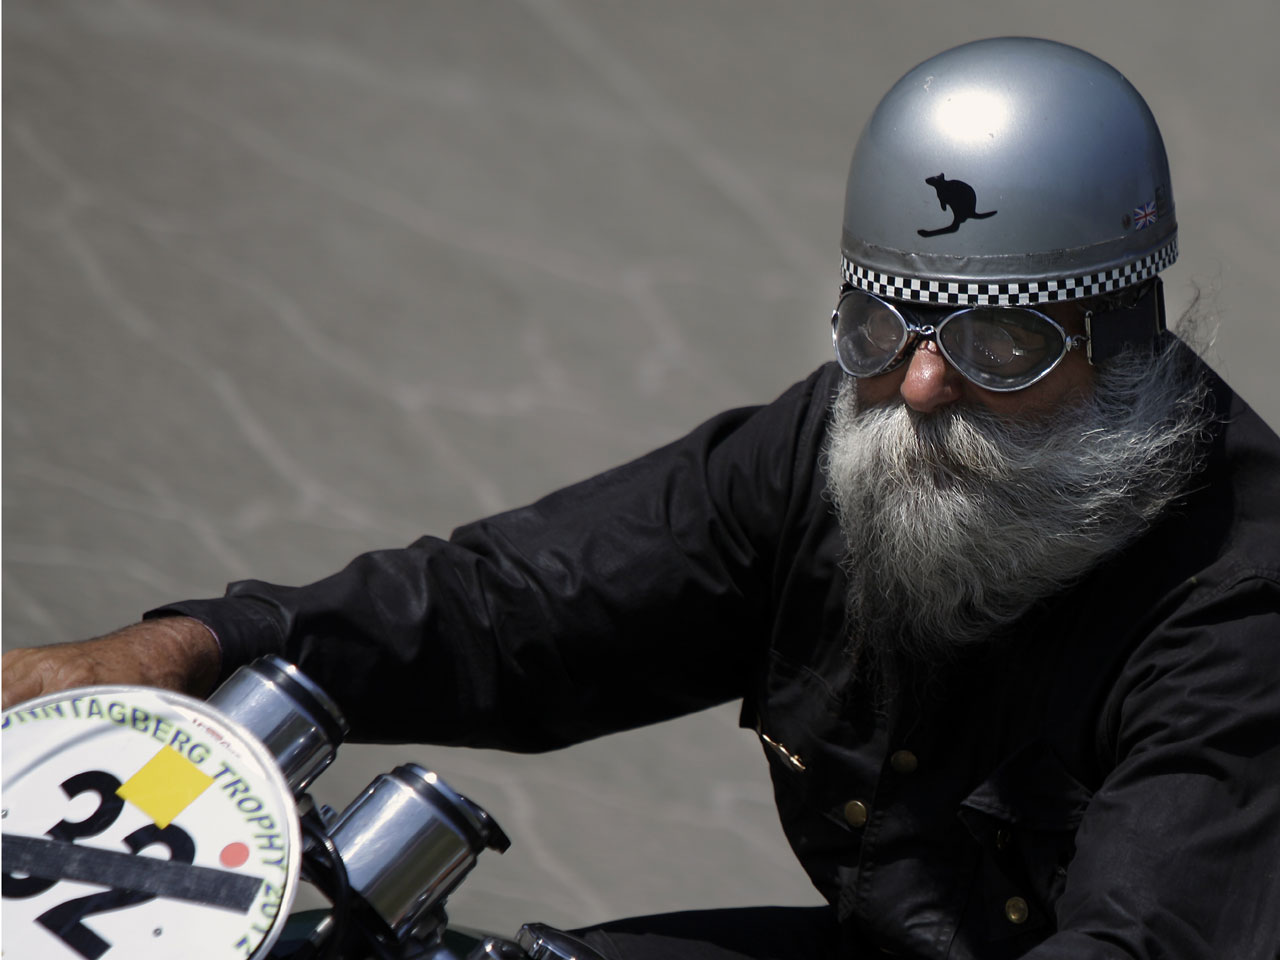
841, 37, 1176, 309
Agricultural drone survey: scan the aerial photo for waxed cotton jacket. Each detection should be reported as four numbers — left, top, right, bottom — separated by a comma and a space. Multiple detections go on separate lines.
156, 359, 1280, 959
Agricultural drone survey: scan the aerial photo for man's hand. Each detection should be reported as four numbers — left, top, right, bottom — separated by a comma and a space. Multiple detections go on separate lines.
1, 617, 222, 710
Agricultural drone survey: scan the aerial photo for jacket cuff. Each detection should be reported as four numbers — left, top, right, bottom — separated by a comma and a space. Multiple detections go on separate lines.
143, 596, 287, 684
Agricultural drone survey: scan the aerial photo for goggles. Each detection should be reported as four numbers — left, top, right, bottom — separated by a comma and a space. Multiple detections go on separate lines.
831, 287, 1090, 392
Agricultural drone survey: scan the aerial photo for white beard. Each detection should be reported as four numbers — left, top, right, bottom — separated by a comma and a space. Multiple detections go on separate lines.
823, 338, 1212, 670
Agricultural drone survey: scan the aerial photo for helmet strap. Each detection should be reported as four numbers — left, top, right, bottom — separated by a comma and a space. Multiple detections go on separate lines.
1084, 277, 1167, 365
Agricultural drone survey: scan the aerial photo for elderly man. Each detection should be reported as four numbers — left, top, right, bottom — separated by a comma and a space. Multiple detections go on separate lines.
5, 37, 1279, 960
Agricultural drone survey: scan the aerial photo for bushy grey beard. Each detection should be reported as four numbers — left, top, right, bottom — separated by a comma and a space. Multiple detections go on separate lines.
824, 337, 1213, 669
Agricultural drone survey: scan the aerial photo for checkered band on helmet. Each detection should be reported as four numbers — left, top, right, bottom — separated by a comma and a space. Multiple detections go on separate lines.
841, 237, 1177, 307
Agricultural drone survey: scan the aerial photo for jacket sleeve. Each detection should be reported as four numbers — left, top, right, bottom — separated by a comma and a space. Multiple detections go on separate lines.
1025, 572, 1280, 959
148, 367, 837, 749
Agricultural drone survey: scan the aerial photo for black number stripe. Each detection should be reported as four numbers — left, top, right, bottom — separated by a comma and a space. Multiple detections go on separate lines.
2, 834, 265, 913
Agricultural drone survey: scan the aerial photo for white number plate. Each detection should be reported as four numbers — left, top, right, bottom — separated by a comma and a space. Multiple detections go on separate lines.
3, 686, 301, 960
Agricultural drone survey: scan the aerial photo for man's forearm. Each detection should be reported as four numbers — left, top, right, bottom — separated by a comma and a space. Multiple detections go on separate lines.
1, 616, 221, 709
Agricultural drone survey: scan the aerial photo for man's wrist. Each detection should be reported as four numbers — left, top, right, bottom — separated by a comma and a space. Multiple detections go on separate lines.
132, 615, 222, 696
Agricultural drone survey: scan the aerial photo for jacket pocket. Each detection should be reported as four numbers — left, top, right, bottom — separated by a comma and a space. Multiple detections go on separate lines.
958, 741, 1094, 942
751, 654, 872, 908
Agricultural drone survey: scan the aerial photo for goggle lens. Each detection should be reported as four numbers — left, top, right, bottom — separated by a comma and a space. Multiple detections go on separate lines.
833, 292, 909, 377
936, 308, 1066, 389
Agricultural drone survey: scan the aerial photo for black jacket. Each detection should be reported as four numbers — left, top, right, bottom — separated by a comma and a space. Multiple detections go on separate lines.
156, 361, 1280, 959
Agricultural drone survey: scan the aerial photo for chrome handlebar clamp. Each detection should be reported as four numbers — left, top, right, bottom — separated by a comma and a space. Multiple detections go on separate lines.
326, 763, 511, 942
206, 655, 349, 796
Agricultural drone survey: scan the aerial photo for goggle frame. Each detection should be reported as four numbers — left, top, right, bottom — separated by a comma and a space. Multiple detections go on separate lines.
830, 286, 1091, 393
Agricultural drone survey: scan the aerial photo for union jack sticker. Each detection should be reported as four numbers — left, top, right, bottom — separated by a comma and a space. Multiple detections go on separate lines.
1133, 200, 1157, 230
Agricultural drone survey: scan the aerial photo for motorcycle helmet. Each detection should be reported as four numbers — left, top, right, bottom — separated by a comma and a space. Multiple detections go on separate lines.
840, 37, 1175, 356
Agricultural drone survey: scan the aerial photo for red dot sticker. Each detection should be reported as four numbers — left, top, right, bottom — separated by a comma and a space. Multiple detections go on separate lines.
220, 842, 250, 868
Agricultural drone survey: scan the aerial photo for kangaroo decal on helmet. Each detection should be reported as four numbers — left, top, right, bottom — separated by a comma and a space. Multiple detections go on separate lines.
917, 174, 997, 237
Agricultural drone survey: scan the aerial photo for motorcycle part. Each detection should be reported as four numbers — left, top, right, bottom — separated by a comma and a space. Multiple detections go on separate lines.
2, 685, 302, 960
325, 764, 510, 941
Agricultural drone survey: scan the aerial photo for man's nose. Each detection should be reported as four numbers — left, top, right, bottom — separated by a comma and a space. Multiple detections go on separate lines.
898, 339, 964, 413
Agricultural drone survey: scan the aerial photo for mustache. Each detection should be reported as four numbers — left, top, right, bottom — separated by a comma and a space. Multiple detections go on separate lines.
852, 402, 1054, 483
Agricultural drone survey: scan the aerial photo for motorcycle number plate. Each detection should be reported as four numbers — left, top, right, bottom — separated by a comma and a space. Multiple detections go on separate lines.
2, 686, 301, 960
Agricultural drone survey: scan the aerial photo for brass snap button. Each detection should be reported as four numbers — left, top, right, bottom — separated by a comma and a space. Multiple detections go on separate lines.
1004, 896, 1029, 925
889, 750, 918, 774
843, 799, 869, 828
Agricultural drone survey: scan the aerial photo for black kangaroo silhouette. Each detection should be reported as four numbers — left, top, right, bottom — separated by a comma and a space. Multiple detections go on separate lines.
917, 174, 997, 237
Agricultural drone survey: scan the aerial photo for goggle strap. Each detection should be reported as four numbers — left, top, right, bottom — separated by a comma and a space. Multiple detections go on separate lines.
1085, 278, 1166, 364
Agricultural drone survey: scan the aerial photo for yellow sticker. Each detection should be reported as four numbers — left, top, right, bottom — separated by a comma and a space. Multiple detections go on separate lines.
116, 744, 215, 828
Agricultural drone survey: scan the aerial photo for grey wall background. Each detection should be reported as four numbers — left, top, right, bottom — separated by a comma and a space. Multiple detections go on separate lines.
5, 0, 1277, 937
